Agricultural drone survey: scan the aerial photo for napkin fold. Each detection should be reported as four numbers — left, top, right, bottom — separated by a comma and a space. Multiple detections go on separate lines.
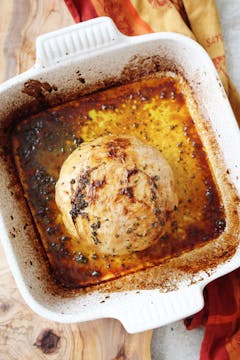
185, 268, 240, 360
64, 1, 240, 359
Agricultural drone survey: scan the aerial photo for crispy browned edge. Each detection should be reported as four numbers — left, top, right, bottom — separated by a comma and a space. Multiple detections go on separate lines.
1, 54, 239, 298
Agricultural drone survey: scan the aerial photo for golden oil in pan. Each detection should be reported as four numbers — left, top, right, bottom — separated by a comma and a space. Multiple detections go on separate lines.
12, 75, 225, 288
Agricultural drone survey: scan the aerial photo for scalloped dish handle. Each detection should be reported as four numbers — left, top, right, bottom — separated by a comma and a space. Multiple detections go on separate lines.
118, 285, 205, 333
35, 17, 126, 68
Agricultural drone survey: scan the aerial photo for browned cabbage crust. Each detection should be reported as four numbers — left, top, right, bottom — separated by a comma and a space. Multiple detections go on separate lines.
55, 135, 178, 255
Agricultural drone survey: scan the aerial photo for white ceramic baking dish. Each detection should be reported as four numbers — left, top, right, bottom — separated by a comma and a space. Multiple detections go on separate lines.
0, 17, 240, 333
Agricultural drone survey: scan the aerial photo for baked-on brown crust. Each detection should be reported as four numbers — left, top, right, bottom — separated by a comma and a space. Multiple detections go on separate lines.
1, 54, 240, 297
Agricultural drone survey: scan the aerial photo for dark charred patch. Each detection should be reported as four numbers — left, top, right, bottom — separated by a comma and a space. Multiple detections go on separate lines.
106, 138, 130, 163
120, 187, 134, 199
127, 167, 138, 180
78, 77, 85, 84
22, 80, 57, 99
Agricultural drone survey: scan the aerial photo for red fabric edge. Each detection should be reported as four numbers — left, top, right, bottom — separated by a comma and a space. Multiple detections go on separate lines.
64, 0, 98, 23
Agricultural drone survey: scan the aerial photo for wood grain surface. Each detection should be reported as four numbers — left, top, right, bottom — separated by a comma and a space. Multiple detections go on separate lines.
0, 1, 153, 359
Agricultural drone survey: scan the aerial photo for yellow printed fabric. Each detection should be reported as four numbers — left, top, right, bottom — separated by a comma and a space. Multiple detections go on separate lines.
65, 0, 240, 124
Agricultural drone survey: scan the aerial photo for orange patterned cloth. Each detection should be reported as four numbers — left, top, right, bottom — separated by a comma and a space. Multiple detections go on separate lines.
185, 268, 240, 360
64, 1, 240, 359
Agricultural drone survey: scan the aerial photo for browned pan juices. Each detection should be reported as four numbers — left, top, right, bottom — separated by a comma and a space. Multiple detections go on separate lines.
12, 75, 225, 288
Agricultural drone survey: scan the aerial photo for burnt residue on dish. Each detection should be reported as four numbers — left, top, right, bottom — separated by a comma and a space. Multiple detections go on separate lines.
22, 80, 58, 99
12, 75, 226, 288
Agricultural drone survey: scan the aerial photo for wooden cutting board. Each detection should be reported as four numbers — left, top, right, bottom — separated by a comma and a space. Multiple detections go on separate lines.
0, 1, 152, 359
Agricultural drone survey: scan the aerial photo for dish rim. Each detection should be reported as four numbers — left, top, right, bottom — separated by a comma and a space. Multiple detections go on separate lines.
0, 17, 239, 333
